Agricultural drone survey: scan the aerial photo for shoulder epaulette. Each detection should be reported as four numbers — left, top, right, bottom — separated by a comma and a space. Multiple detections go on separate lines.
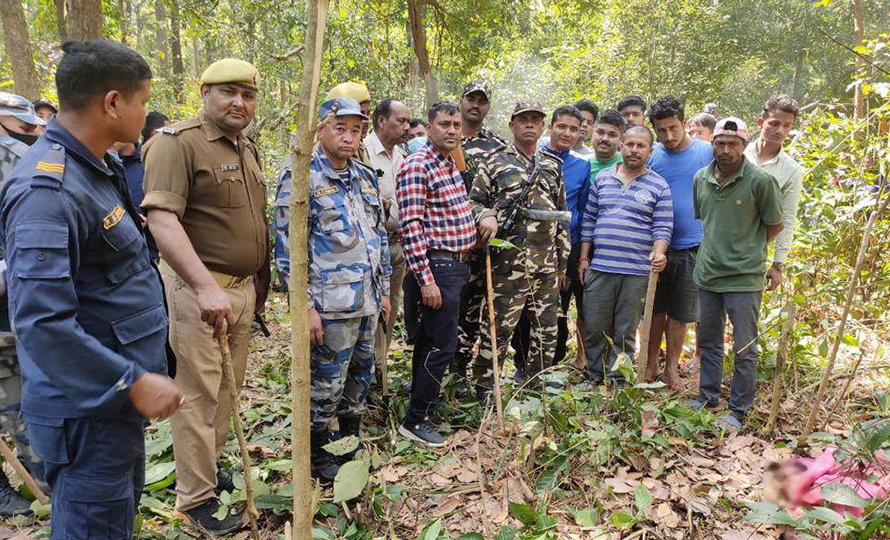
483, 141, 508, 159
158, 116, 203, 136
31, 144, 66, 188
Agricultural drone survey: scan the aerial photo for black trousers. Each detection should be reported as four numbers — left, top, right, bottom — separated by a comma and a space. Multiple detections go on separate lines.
402, 260, 469, 425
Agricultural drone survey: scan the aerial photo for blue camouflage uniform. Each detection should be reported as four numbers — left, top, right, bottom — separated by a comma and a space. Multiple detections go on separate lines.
0, 120, 169, 538
0, 133, 45, 488
275, 144, 391, 432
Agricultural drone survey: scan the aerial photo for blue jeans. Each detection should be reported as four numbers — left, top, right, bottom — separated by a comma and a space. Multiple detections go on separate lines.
402, 260, 468, 425
27, 416, 145, 539
697, 289, 763, 418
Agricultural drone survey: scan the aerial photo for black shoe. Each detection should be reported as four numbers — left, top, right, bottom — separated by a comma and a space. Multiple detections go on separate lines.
453, 379, 471, 400
181, 498, 245, 535
474, 384, 492, 405
513, 369, 529, 386
215, 468, 235, 494
399, 420, 446, 448
0, 472, 32, 517
310, 430, 340, 485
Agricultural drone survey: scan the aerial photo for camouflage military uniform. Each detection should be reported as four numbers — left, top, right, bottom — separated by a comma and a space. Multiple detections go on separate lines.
0, 134, 43, 481
274, 145, 391, 431
453, 127, 507, 379
470, 143, 569, 392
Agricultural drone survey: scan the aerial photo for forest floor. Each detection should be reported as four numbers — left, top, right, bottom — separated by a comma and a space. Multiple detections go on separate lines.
0, 290, 886, 540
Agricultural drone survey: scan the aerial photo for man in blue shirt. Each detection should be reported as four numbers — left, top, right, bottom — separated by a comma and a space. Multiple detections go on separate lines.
111, 139, 160, 261
0, 40, 182, 539
645, 96, 713, 389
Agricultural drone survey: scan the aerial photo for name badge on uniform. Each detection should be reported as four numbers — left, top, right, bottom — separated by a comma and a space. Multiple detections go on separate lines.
103, 205, 125, 230
221, 164, 240, 172
314, 186, 339, 198
361, 186, 377, 195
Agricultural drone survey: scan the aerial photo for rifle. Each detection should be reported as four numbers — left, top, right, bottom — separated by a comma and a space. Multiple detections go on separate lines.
499, 158, 543, 238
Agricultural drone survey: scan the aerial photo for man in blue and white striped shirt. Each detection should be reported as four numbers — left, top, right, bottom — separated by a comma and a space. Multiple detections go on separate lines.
577, 126, 673, 385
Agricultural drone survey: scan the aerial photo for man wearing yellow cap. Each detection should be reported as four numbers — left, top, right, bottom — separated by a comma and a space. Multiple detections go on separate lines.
327, 81, 373, 163
142, 58, 270, 534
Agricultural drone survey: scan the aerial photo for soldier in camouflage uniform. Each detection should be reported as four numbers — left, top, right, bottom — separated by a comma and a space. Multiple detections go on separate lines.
274, 98, 391, 484
0, 93, 47, 516
470, 100, 570, 399
452, 81, 507, 396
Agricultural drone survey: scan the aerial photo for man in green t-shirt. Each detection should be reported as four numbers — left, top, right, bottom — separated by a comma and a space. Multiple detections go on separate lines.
589, 109, 624, 182
690, 117, 783, 430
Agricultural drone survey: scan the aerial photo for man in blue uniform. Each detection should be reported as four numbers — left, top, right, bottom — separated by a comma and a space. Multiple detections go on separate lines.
0, 39, 182, 539
0, 92, 47, 516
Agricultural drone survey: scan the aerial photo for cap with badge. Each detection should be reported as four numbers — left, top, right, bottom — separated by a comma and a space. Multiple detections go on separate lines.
510, 99, 546, 119
326, 82, 371, 104
462, 81, 491, 99
318, 97, 369, 123
0, 92, 47, 126
713, 117, 749, 142
200, 58, 259, 90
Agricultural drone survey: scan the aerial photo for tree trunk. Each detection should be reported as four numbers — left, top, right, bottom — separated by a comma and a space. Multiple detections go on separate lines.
192, 37, 201, 78
153, 0, 169, 77
790, 50, 805, 99
169, 0, 185, 101
54, 0, 67, 41
407, 0, 437, 109
0, 0, 41, 100
291, 1, 330, 538
851, 0, 865, 122
118, 0, 128, 44
69, 0, 103, 40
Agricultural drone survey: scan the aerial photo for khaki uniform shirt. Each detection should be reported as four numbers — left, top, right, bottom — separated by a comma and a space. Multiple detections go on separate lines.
364, 130, 406, 234
141, 112, 268, 277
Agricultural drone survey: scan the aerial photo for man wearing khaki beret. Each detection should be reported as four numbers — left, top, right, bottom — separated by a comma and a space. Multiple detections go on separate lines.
142, 58, 270, 534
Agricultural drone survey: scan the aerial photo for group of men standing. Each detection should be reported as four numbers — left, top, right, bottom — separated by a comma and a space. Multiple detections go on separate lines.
0, 36, 804, 538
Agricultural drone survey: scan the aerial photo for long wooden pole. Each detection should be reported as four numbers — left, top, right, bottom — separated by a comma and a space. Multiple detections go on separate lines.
766, 303, 796, 434
0, 438, 47, 505
218, 331, 259, 540
636, 271, 659, 383
484, 247, 504, 431
290, 1, 329, 537
801, 194, 889, 439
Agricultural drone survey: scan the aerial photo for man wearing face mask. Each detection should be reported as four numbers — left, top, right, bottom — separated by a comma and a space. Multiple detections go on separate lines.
0, 92, 48, 517
142, 58, 270, 534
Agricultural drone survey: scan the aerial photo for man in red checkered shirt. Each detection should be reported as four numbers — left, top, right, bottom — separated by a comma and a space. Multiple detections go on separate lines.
396, 101, 477, 447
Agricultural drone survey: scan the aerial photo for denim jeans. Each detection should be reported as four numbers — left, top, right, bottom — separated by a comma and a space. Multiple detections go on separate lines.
697, 289, 763, 418
402, 260, 469, 425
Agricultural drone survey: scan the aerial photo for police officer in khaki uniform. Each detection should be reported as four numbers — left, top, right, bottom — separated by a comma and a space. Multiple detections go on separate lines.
142, 58, 270, 534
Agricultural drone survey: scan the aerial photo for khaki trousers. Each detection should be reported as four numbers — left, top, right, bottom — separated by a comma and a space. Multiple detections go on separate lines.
162, 265, 255, 512
374, 240, 405, 385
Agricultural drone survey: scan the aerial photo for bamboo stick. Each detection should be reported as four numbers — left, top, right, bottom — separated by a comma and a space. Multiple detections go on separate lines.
636, 271, 659, 383
484, 247, 505, 431
766, 303, 796, 434
0, 437, 47, 505
218, 331, 259, 540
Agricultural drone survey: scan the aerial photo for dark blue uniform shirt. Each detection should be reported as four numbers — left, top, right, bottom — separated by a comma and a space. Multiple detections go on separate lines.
0, 120, 168, 421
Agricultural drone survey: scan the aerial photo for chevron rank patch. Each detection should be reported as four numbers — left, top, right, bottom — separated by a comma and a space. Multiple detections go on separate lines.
103, 205, 125, 230
35, 160, 64, 174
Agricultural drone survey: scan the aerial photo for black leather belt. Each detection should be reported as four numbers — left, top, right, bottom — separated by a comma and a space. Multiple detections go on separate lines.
428, 249, 470, 263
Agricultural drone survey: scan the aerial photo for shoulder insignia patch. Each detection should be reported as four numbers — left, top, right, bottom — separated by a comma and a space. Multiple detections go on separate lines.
156, 127, 177, 135
35, 160, 65, 174
31, 145, 66, 185
103, 205, 125, 230
313, 186, 339, 198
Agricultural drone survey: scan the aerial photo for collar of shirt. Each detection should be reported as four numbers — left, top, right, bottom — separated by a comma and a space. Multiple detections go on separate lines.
462, 126, 493, 144
420, 139, 457, 166
314, 144, 362, 184
43, 119, 116, 179
365, 130, 406, 162
703, 157, 751, 188
745, 139, 786, 167
199, 110, 247, 146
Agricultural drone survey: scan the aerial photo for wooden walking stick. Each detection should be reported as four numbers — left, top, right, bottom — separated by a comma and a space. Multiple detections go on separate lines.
290, 1, 330, 537
0, 437, 47, 505
484, 246, 505, 431
218, 329, 260, 540
635, 269, 659, 384
766, 303, 796, 434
